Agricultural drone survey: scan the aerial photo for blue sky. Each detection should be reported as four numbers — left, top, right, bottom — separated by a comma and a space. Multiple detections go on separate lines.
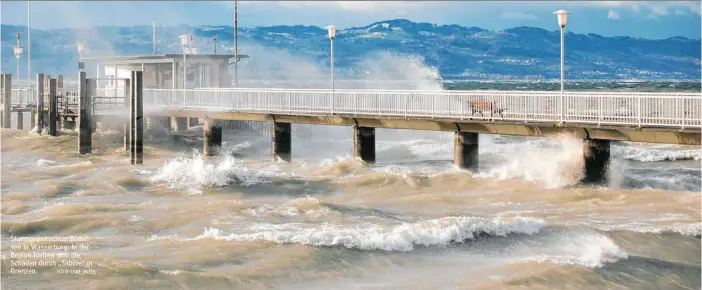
1, 1, 700, 39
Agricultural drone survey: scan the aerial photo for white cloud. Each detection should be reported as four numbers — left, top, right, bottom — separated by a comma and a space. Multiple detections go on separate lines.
650, 5, 669, 16
500, 11, 538, 21
276, 1, 424, 14
607, 9, 621, 20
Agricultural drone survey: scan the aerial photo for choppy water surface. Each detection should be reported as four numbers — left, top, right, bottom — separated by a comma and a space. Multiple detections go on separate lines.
1, 82, 700, 289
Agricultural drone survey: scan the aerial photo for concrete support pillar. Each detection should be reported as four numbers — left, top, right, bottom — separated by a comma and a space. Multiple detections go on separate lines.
129, 71, 144, 165
36, 73, 44, 133
2, 74, 11, 129
353, 126, 376, 164
123, 79, 131, 151
454, 132, 479, 170
272, 122, 291, 162
582, 139, 610, 184
203, 118, 223, 157
172, 117, 188, 132
16, 111, 23, 130
78, 73, 92, 154
49, 79, 58, 136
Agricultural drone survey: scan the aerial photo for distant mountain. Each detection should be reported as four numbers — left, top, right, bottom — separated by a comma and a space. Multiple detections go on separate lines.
2, 19, 700, 80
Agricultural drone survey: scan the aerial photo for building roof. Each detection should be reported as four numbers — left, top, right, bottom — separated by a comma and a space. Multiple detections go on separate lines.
83, 53, 249, 65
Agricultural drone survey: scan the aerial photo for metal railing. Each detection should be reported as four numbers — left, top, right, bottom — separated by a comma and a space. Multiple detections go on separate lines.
10, 88, 36, 107
143, 89, 702, 129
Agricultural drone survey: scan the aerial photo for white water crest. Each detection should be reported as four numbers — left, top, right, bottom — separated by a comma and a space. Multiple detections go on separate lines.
527, 229, 628, 268
614, 144, 701, 162
150, 150, 281, 194
183, 216, 546, 251
475, 136, 585, 189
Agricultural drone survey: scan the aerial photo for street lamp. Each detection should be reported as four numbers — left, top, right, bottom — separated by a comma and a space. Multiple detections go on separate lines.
326, 25, 336, 92
554, 9, 569, 122
554, 9, 568, 93
14, 34, 23, 83
77, 42, 85, 71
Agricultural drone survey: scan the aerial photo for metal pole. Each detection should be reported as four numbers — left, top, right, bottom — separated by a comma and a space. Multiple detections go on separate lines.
560, 25, 564, 122
234, 1, 239, 87
27, 1, 31, 91
331, 38, 334, 91
152, 19, 156, 54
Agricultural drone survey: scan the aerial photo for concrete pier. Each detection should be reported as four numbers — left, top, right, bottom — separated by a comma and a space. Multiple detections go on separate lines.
582, 139, 610, 184
78, 72, 92, 154
454, 132, 479, 170
203, 118, 222, 157
172, 117, 188, 132
49, 79, 58, 136
272, 122, 291, 162
36, 73, 44, 133
2, 74, 11, 129
353, 126, 376, 164
16, 111, 23, 130
130, 71, 144, 165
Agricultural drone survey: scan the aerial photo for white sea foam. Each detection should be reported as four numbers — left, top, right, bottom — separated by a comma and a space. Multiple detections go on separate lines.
150, 151, 280, 194
528, 230, 628, 268
614, 145, 701, 162
188, 216, 546, 251
475, 136, 585, 189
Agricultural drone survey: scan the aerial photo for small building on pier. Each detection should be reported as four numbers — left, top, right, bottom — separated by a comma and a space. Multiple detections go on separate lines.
83, 53, 248, 91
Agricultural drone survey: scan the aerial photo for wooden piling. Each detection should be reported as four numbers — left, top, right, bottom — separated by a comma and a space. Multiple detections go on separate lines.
78, 72, 92, 154
49, 78, 58, 136
16, 111, 23, 130
35, 73, 44, 133
130, 71, 144, 165
2, 74, 11, 129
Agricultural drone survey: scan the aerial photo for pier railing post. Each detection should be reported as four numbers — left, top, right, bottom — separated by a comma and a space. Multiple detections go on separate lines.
78, 72, 92, 154
130, 71, 144, 165
36, 73, 44, 133
49, 78, 58, 136
2, 74, 12, 129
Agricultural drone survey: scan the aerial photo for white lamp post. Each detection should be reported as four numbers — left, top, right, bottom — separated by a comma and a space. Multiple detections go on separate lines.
179, 34, 190, 89
326, 25, 336, 92
14, 34, 23, 83
77, 42, 85, 71
554, 9, 569, 121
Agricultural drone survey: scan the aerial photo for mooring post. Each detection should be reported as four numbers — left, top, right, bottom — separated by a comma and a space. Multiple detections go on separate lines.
130, 71, 144, 165
35, 73, 44, 133
581, 139, 610, 184
78, 72, 92, 154
16, 111, 23, 130
454, 131, 479, 170
49, 78, 58, 136
203, 118, 223, 157
272, 122, 291, 162
353, 126, 376, 164
2, 74, 11, 129
123, 78, 131, 151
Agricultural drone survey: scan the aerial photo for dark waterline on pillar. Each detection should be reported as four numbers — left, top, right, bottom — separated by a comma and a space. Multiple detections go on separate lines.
454, 131, 479, 170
